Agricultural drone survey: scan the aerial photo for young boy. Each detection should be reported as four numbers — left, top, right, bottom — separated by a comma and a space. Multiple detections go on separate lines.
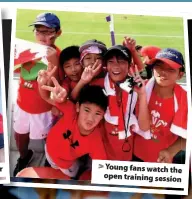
63, 40, 107, 101
79, 39, 107, 72
59, 46, 83, 94
13, 12, 61, 176
133, 48, 187, 163
102, 37, 151, 161
37, 68, 108, 179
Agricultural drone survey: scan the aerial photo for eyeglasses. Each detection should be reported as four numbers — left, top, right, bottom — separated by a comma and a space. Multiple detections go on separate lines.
34, 29, 56, 36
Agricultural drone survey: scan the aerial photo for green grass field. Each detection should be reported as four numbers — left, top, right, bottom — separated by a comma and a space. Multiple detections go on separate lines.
16, 9, 186, 82
16, 9, 184, 52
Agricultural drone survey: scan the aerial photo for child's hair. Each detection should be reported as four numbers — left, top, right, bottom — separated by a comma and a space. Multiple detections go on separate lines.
59, 46, 80, 68
34, 24, 61, 33
104, 45, 132, 65
135, 45, 142, 51
78, 85, 108, 112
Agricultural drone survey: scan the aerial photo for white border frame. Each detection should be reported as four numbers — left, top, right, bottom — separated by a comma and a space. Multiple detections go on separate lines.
6, 3, 192, 196
0, 9, 11, 184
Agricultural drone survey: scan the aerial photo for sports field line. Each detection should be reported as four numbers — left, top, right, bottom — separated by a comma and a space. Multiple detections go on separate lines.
16, 30, 183, 38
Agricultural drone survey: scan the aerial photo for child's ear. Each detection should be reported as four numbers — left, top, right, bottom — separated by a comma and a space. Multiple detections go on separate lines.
76, 102, 80, 113
56, 29, 62, 37
178, 71, 184, 80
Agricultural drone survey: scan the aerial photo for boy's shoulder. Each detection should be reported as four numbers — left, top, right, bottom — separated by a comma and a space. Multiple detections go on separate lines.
175, 82, 187, 92
174, 83, 187, 100
90, 121, 105, 138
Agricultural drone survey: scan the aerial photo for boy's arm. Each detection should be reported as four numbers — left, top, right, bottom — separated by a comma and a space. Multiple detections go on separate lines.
123, 36, 144, 72
46, 47, 59, 85
137, 92, 150, 131
157, 137, 186, 163
70, 61, 102, 101
131, 66, 150, 131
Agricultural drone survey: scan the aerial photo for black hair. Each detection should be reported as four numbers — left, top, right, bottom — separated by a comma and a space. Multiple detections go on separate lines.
135, 45, 142, 51
105, 50, 132, 65
78, 85, 108, 112
34, 24, 60, 32
59, 46, 80, 68
180, 56, 185, 73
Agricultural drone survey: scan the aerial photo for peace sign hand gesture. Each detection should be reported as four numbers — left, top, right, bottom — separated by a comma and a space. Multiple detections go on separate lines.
41, 77, 67, 103
81, 60, 102, 84
37, 62, 57, 87
129, 65, 146, 96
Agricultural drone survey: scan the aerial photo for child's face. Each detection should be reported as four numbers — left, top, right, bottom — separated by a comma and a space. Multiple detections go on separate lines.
107, 55, 129, 83
82, 53, 102, 68
34, 25, 60, 46
153, 61, 183, 87
76, 102, 105, 135
63, 58, 83, 82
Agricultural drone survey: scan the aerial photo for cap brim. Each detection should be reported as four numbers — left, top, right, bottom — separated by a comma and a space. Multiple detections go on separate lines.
29, 22, 56, 28
148, 58, 182, 69
79, 43, 107, 53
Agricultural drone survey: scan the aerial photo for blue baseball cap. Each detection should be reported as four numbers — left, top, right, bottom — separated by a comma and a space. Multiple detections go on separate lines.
29, 13, 60, 29
149, 48, 184, 69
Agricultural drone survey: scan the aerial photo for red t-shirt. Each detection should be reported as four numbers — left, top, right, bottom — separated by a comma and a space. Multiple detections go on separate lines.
134, 90, 178, 162
46, 100, 107, 169
61, 77, 104, 94
16, 46, 61, 114
103, 121, 134, 161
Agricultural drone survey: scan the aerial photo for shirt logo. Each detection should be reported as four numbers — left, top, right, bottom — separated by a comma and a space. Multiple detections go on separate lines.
63, 130, 79, 149
155, 101, 162, 107
150, 110, 168, 142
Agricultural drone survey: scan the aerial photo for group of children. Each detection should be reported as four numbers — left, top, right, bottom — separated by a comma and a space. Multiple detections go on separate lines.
13, 12, 188, 181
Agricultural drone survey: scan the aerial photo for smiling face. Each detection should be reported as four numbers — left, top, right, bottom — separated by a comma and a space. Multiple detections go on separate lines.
153, 60, 183, 87
106, 55, 129, 83
76, 102, 105, 136
63, 58, 83, 82
82, 53, 103, 68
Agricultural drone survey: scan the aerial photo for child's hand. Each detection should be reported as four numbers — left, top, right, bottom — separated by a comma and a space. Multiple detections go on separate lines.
157, 149, 173, 163
129, 65, 146, 96
81, 60, 102, 84
46, 46, 58, 65
123, 36, 136, 52
41, 77, 67, 103
37, 63, 57, 87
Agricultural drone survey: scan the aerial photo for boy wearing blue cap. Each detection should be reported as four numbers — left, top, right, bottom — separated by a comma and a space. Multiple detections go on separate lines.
133, 48, 187, 164
13, 12, 61, 176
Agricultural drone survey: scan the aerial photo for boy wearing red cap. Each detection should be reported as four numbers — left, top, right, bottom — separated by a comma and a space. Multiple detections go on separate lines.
13, 12, 61, 176
137, 45, 161, 79
133, 48, 187, 163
